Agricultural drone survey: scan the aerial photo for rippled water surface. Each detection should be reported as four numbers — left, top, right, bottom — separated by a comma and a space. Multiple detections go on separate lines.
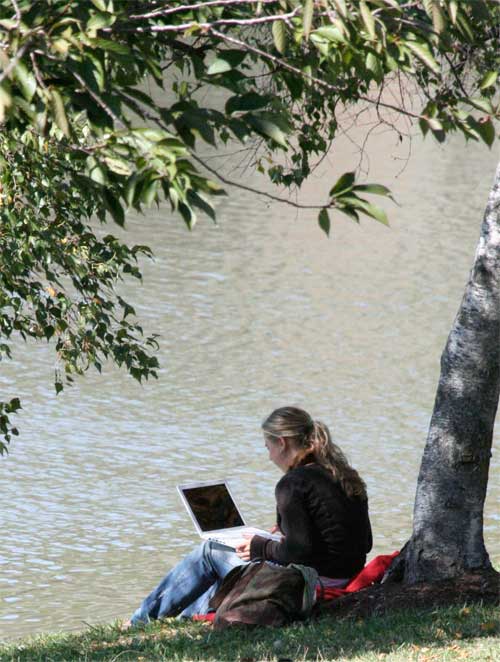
1, 129, 499, 640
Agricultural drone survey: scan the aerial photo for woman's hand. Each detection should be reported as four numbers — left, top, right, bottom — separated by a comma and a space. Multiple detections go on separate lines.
235, 534, 254, 561
270, 524, 281, 534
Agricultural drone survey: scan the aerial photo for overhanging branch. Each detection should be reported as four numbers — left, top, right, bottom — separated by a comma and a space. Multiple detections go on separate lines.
191, 152, 333, 211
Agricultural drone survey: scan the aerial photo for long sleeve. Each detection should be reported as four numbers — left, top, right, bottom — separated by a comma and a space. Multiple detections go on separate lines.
250, 474, 314, 565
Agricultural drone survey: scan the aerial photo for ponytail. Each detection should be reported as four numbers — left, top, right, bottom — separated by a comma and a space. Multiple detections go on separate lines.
306, 420, 367, 499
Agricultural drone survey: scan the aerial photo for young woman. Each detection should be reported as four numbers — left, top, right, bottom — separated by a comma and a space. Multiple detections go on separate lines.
128, 406, 372, 625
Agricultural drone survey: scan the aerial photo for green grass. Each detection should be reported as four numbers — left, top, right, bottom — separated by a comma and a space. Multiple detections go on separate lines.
1, 603, 499, 662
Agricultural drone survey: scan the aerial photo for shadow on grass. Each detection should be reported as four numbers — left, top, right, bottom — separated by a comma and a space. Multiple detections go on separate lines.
1, 604, 499, 661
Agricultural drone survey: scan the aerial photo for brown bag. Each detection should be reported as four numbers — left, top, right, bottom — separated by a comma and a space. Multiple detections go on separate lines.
208, 561, 316, 629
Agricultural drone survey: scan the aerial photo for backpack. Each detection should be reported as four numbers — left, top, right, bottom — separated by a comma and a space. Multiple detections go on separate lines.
208, 561, 318, 629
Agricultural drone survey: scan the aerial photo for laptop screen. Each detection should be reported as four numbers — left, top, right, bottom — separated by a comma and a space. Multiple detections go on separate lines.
180, 483, 245, 532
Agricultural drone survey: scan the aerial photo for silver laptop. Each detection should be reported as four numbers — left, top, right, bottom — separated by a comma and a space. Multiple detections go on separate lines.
177, 480, 282, 549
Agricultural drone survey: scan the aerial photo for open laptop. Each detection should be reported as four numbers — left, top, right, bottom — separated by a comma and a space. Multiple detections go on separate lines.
177, 480, 282, 549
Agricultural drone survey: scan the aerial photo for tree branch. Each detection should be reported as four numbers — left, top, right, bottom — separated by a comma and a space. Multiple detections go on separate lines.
209, 28, 423, 121
191, 152, 333, 210
115, 6, 301, 32
70, 70, 126, 130
129, 0, 280, 20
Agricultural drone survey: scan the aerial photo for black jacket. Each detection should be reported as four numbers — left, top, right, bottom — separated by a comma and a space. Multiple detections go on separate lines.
250, 463, 372, 578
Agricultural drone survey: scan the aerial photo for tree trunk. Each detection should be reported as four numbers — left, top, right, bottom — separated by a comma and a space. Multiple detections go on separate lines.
404, 162, 500, 584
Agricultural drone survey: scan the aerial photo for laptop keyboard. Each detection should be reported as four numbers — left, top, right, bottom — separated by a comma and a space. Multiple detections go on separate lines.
209, 536, 243, 548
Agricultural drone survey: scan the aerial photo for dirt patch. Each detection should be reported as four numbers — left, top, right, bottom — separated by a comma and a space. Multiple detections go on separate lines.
315, 569, 500, 620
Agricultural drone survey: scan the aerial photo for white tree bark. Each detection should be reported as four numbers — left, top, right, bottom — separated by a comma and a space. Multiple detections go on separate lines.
405, 162, 500, 583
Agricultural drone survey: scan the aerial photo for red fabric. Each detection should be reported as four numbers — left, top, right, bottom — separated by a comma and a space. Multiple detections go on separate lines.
192, 551, 399, 622
192, 613, 215, 622
317, 551, 399, 601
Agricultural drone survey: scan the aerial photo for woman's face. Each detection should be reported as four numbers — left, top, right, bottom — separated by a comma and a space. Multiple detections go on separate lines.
264, 434, 290, 472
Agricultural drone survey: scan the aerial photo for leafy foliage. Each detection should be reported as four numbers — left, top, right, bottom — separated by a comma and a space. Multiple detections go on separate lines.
0, 129, 159, 453
0, 0, 498, 450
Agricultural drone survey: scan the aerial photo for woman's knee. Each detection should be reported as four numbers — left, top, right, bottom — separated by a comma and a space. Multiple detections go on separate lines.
199, 540, 226, 556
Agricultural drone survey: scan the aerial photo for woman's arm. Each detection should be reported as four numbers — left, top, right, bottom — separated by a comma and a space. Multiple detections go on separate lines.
249, 476, 314, 565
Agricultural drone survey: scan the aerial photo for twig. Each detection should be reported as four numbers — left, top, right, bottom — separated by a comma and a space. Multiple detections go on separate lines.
191, 152, 333, 210
116, 6, 301, 32
30, 52, 46, 90
442, 51, 469, 98
70, 70, 126, 129
130, 0, 280, 20
10, 0, 21, 23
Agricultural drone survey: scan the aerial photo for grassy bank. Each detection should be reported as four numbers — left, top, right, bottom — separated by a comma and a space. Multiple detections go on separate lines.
1, 603, 499, 662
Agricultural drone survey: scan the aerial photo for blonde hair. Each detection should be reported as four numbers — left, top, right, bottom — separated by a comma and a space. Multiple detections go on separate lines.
262, 406, 367, 500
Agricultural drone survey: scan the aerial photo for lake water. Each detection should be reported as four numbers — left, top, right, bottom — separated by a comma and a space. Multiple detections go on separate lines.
0, 126, 499, 641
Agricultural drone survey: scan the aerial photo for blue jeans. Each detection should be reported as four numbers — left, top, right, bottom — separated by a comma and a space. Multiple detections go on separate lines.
130, 541, 247, 624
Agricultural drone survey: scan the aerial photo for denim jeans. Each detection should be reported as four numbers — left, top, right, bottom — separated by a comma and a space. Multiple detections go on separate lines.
130, 540, 247, 624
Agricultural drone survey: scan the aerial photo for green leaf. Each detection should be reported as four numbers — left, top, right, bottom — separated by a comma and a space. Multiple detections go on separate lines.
475, 118, 496, 148
448, 0, 458, 24
339, 195, 389, 225
0, 19, 17, 29
50, 89, 70, 136
177, 109, 215, 146
456, 12, 474, 42
207, 50, 246, 75
406, 41, 440, 75
88, 38, 131, 55
329, 171, 355, 197
431, 3, 446, 34
103, 156, 132, 176
315, 25, 346, 43
0, 85, 11, 122
207, 58, 232, 75
338, 206, 360, 223
246, 115, 288, 148
468, 97, 494, 115
353, 183, 395, 201
272, 19, 287, 54
7, 398, 21, 412
366, 52, 383, 82
303, 0, 314, 39
380, 0, 402, 11
14, 62, 36, 102
55, 381, 63, 395
310, 32, 330, 56
125, 173, 139, 207
426, 117, 443, 131
422, 0, 433, 18
87, 11, 115, 31
423, 0, 446, 34
103, 189, 125, 226
140, 179, 160, 206
226, 92, 271, 114
360, 1, 376, 40
88, 163, 107, 185
318, 208, 330, 236
187, 190, 216, 222
479, 71, 498, 91
282, 72, 304, 100
331, 0, 347, 19
179, 202, 197, 230
90, 0, 108, 10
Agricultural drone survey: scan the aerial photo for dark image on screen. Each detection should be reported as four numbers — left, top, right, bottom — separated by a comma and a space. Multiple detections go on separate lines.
183, 484, 244, 532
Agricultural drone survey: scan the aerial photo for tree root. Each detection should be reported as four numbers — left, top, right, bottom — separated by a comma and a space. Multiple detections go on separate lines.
315, 568, 500, 620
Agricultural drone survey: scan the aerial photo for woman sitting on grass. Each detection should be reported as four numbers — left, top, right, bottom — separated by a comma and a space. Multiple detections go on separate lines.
128, 406, 372, 626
